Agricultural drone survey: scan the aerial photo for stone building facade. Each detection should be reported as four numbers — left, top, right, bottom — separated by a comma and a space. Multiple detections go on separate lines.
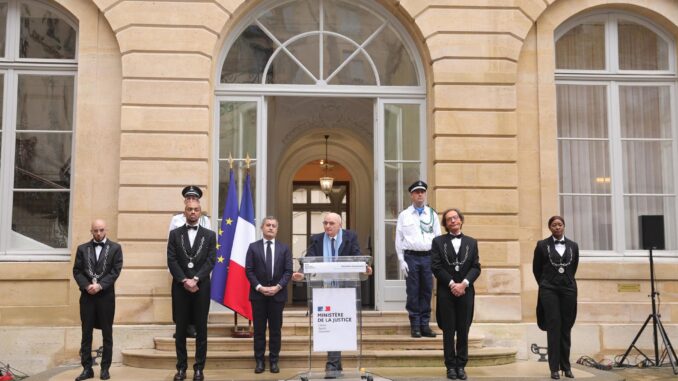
0, 0, 677, 374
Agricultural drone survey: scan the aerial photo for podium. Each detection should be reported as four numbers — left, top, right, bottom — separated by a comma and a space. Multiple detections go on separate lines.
291, 255, 381, 381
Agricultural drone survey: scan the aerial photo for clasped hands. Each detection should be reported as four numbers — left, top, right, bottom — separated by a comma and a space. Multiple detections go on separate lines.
182, 278, 199, 293
86, 282, 102, 295
259, 285, 281, 296
449, 281, 467, 297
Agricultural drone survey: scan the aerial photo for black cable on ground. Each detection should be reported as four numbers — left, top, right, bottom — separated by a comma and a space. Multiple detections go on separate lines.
576, 355, 613, 371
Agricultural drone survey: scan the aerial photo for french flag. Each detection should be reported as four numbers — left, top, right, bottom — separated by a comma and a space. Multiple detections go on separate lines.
223, 172, 255, 320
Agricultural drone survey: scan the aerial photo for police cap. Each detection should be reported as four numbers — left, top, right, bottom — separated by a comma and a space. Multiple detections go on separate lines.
408, 180, 428, 193
181, 185, 203, 199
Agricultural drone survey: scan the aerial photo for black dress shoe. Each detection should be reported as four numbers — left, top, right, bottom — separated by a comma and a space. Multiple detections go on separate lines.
193, 369, 204, 381
173, 369, 187, 381
410, 328, 421, 338
254, 359, 265, 374
100, 368, 110, 380
551, 371, 560, 379
456, 367, 467, 380
75, 368, 94, 381
270, 361, 280, 373
446, 368, 457, 379
563, 369, 574, 378
420, 326, 437, 337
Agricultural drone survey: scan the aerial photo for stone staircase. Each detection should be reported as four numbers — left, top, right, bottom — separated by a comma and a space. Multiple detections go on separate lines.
122, 309, 516, 370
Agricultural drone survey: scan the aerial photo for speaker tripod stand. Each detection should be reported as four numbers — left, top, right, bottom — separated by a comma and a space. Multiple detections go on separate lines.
617, 248, 677, 374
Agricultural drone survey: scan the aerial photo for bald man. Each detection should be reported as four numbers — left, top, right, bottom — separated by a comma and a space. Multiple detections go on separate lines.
72, 220, 124, 381
298, 212, 371, 378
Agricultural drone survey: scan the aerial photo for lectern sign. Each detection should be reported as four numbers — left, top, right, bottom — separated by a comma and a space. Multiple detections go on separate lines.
312, 288, 357, 352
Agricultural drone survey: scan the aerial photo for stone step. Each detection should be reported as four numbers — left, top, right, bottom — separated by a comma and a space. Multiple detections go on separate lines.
122, 348, 517, 369
206, 322, 446, 337
153, 334, 484, 352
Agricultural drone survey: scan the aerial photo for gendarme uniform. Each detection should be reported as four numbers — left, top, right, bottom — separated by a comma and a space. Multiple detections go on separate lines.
169, 185, 212, 232
395, 180, 441, 337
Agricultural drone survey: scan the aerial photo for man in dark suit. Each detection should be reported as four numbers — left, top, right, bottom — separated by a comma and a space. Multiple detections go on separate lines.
167, 200, 217, 381
72, 219, 123, 381
245, 216, 293, 374
293, 212, 371, 378
431, 208, 481, 380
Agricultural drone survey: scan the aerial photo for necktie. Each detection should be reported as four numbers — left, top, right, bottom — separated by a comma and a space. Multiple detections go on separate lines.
186, 225, 198, 230
265, 241, 273, 281
451, 234, 463, 240
331, 238, 336, 257
415, 206, 424, 215
555, 239, 565, 244
93, 242, 104, 247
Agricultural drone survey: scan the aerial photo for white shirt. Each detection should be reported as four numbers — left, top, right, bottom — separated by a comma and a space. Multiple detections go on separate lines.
395, 205, 441, 258
187, 224, 199, 246
554, 237, 566, 256
169, 213, 211, 233
94, 238, 107, 261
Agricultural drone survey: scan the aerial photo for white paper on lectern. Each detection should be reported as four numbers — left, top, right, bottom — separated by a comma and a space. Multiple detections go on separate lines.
312, 288, 357, 352
304, 261, 366, 274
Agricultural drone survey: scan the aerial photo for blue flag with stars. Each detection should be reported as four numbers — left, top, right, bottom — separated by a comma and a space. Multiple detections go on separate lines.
210, 168, 238, 304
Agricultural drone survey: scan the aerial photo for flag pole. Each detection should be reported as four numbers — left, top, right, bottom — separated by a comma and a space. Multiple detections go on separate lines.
231, 152, 253, 338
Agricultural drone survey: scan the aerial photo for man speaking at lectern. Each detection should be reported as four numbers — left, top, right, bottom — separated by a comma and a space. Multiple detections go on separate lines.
293, 212, 371, 378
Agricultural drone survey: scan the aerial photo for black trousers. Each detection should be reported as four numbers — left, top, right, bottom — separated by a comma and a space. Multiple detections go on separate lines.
440, 292, 473, 369
172, 280, 211, 371
539, 286, 577, 372
252, 298, 285, 362
79, 291, 115, 370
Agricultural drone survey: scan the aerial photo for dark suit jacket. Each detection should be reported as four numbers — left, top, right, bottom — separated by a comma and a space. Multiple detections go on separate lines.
305, 229, 362, 258
245, 239, 293, 303
73, 239, 124, 329
73, 239, 123, 294
167, 225, 217, 284
533, 236, 579, 330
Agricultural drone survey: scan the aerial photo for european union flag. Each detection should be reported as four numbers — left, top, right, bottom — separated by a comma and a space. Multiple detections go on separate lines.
210, 168, 239, 304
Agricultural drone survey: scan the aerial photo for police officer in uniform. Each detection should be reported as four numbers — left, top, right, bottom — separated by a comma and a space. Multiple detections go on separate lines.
169, 185, 211, 231
395, 180, 441, 338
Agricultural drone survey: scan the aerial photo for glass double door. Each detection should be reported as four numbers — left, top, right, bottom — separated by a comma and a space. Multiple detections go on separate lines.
215, 96, 425, 311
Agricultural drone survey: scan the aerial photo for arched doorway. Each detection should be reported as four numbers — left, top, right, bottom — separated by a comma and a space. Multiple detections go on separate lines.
213, 0, 427, 310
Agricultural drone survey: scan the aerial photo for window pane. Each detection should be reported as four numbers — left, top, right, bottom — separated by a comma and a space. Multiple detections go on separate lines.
219, 101, 257, 159
310, 211, 325, 234
384, 221, 400, 280
14, 132, 71, 189
323, 0, 382, 45
258, 0, 318, 44
221, 25, 276, 84
292, 188, 307, 203
20, 2, 76, 59
556, 22, 605, 70
618, 21, 669, 70
364, 25, 418, 86
561, 195, 612, 250
17, 75, 74, 131
217, 162, 257, 215
293, 211, 307, 234
385, 162, 420, 220
558, 140, 610, 194
624, 196, 676, 250
385, 104, 420, 161
557, 84, 608, 138
268, 49, 315, 84
287, 34, 319, 80
12, 191, 69, 248
310, 189, 328, 203
619, 86, 671, 139
622, 141, 673, 194
0, 3, 7, 57
324, 35, 376, 85
292, 234, 307, 258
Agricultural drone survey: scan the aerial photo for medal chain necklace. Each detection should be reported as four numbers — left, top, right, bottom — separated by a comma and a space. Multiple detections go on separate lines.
87, 245, 110, 284
547, 244, 572, 274
181, 235, 205, 269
